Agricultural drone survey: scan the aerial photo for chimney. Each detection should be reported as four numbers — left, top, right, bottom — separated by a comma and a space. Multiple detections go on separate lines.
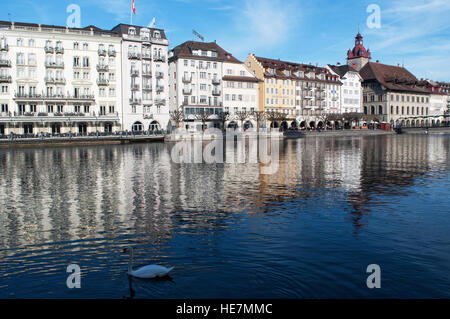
337, 62, 341, 66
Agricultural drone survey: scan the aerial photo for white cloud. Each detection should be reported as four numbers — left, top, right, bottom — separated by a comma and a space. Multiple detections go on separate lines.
219, 0, 301, 58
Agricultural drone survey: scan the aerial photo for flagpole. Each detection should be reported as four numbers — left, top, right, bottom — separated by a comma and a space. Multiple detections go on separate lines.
130, 0, 132, 25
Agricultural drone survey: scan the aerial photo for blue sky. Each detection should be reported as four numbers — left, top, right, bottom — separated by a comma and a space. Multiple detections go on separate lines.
1, 0, 449, 80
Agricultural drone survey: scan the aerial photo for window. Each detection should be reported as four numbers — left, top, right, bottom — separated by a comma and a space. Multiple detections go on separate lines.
184, 60, 188, 66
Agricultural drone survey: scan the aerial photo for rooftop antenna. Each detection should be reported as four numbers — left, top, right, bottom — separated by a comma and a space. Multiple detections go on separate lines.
192, 30, 205, 42
148, 17, 156, 28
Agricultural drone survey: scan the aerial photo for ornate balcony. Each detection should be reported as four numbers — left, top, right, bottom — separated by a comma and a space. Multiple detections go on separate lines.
128, 52, 141, 60
45, 61, 64, 68
0, 59, 11, 67
96, 64, 109, 72
183, 88, 192, 95
155, 98, 166, 106
142, 53, 152, 60
97, 78, 109, 86
156, 85, 164, 93
130, 69, 139, 77
0, 75, 12, 83
0, 44, 8, 51
212, 78, 221, 85
44, 77, 55, 84
131, 84, 140, 91
44, 46, 54, 54
212, 89, 221, 96
153, 55, 166, 62
182, 75, 192, 83
54, 78, 66, 85
55, 47, 64, 54
129, 98, 142, 105
142, 84, 152, 91
142, 70, 152, 77
98, 48, 107, 56
108, 49, 116, 57
155, 72, 164, 79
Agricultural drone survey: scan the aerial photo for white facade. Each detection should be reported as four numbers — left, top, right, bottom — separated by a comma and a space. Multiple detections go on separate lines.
0, 21, 170, 136
222, 62, 259, 129
114, 25, 170, 132
327, 65, 362, 113
0, 22, 122, 135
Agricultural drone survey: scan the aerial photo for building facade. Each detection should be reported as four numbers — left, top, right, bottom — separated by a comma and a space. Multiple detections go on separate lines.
327, 64, 363, 114
168, 41, 259, 131
360, 61, 432, 126
245, 54, 342, 129
0, 20, 170, 136
111, 24, 170, 132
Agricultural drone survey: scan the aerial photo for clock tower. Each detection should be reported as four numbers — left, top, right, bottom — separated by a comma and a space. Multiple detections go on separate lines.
347, 33, 371, 71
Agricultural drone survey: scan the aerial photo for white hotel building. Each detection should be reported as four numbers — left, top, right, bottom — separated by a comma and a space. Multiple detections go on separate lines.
0, 20, 169, 136
168, 41, 259, 131
327, 64, 363, 113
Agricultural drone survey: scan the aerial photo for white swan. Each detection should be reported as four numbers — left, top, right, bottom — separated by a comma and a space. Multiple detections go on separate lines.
122, 247, 174, 279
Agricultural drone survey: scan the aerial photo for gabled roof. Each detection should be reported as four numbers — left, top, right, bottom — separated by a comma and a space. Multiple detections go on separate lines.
328, 64, 358, 77
169, 41, 241, 63
110, 23, 167, 39
359, 62, 430, 94
253, 56, 341, 84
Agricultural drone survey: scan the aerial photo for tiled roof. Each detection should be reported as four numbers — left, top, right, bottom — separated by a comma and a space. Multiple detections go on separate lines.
254, 56, 341, 83
169, 41, 241, 63
328, 64, 358, 77
222, 75, 261, 83
359, 62, 430, 94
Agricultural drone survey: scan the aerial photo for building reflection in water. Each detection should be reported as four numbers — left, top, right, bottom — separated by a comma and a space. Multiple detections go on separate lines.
0, 134, 448, 250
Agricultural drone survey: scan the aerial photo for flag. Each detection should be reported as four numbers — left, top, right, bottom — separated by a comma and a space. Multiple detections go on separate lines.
132, 0, 136, 15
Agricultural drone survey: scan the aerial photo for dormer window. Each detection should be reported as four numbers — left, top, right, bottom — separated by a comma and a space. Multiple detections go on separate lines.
153, 31, 160, 38
128, 27, 136, 36
286, 71, 290, 76
201, 50, 208, 56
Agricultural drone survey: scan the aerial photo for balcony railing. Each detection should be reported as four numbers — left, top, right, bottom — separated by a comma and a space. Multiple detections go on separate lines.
69, 94, 95, 100
142, 85, 152, 91
0, 75, 12, 82
142, 53, 152, 60
155, 98, 165, 106
0, 59, 11, 67
155, 72, 164, 79
131, 84, 140, 91
182, 76, 192, 83
128, 52, 141, 60
14, 93, 43, 99
212, 89, 221, 96
142, 70, 152, 77
143, 113, 154, 120
98, 48, 106, 56
153, 55, 166, 62
55, 47, 64, 54
156, 85, 164, 93
0, 44, 8, 51
183, 88, 192, 95
96, 64, 109, 72
54, 78, 66, 84
44, 77, 55, 83
129, 98, 142, 105
108, 49, 116, 57
212, 78, 221, 85
97, 78, 109, 86
130, 69, 139, 77
44, 46, 54, 53
45, 61, 64, 68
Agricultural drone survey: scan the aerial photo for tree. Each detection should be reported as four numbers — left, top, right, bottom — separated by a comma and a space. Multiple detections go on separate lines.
194, 110, 213, 132
217, 111, 230, 131
266, 110, 280, 129
251, 111, 266, 132
235, 111, 249, 131
169, 108, 185, 129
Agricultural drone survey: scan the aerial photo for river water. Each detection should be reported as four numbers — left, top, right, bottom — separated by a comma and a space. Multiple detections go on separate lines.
0, 134, 449, 298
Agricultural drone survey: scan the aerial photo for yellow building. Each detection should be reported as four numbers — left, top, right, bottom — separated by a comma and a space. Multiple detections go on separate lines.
245, 54, 341, 129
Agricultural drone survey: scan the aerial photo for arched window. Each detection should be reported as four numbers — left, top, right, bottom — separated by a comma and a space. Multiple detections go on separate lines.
379, 105, 383, 115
